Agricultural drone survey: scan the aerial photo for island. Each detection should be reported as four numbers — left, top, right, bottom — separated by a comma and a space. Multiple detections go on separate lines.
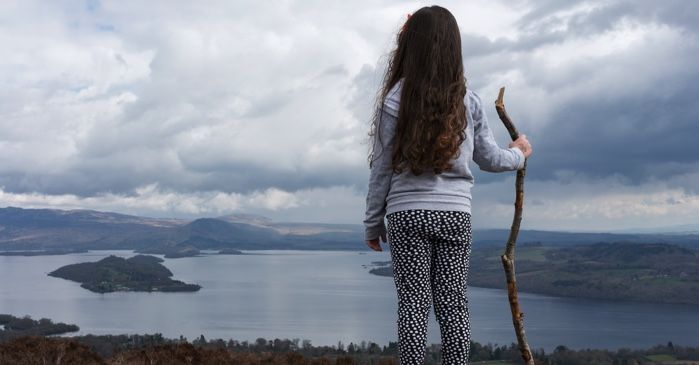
218, 248, 244, 255
369, 242, 699, 305
47, 254, 201, 293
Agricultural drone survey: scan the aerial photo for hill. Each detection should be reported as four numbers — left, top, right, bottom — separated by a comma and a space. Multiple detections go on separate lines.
369, 242, 699, 304
0, 206, 364, 252
1, 206, 699, 254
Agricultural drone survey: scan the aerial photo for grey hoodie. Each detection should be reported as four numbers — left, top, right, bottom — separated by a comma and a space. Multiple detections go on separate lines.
363, 80, 525, 241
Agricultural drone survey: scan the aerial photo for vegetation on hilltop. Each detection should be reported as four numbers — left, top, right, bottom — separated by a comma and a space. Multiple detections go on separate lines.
2, 314, 698, 364
1, 333, 698, 365
0, 314, 79, 340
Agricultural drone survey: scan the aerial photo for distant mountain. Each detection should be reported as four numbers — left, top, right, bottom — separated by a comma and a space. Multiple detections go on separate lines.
0, 206, 185, 228
609, 222, 699, 235
175, 218, 284, 249
1, 206, 698, 253
216, 212, 275, 226
470, 228, 699, 247
218, 212, 360, 235
0, 206, 363, 251
0, 206, 186, 250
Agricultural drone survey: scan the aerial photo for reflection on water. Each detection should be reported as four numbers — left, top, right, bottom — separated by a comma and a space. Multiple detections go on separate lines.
0, 249, 697, 351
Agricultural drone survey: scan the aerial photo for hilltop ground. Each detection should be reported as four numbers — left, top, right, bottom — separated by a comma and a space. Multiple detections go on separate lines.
1, 334, 698, 365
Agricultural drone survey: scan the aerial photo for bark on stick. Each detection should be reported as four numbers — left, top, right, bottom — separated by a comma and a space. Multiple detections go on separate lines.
494, 86, 535, 365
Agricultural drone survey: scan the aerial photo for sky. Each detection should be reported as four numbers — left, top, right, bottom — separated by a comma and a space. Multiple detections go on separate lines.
1, 0, 698, 232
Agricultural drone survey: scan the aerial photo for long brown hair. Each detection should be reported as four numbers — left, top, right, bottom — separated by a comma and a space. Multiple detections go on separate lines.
368, 5, 467, 175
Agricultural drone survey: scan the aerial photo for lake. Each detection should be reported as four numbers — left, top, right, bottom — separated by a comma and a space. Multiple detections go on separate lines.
1, 249, 697, 351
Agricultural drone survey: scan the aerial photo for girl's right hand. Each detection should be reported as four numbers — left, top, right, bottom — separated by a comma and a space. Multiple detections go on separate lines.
366, 232, 387, 252
509, 134, 533, 158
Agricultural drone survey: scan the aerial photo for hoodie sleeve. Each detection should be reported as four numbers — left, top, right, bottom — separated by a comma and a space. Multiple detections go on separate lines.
470, 91, 526, 172
363, 106, 397, 241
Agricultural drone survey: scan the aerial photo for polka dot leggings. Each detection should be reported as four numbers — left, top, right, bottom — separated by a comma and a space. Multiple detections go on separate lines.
386, 209, 473, 365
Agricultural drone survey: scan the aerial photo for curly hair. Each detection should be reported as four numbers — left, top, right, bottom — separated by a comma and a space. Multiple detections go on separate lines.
367, 5, 467, 176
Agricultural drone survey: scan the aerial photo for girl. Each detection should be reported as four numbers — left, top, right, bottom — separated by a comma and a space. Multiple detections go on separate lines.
363, 6, 533, 365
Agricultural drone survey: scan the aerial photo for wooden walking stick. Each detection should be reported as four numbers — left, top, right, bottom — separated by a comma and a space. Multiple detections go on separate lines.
494, 87, 535, 365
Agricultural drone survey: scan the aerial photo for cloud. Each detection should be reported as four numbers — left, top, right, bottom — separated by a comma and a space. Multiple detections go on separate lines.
0, 183, 365, 223
470, 171, 699, 231
463, 0, 699, 186
247, 187, 299, 211
0, 0, 697, 230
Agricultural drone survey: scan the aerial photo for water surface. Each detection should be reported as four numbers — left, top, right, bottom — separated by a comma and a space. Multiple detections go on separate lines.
1, 249, 697, 351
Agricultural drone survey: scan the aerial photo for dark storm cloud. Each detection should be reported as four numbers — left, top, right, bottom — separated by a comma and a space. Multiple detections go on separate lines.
517, 0, 699, 34
529, 77, 699, 181
461, 0, 699, 186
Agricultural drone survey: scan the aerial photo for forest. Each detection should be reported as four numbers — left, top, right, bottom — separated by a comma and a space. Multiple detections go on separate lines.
1, 314, 698, 365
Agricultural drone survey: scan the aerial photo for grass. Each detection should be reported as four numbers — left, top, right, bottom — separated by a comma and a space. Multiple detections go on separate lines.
646, 354, 677, 362
516, 247, 550, 262
480, 246, 550, 262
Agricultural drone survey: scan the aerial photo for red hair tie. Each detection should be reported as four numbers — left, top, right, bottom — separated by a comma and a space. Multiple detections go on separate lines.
401, 13, 412, 32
